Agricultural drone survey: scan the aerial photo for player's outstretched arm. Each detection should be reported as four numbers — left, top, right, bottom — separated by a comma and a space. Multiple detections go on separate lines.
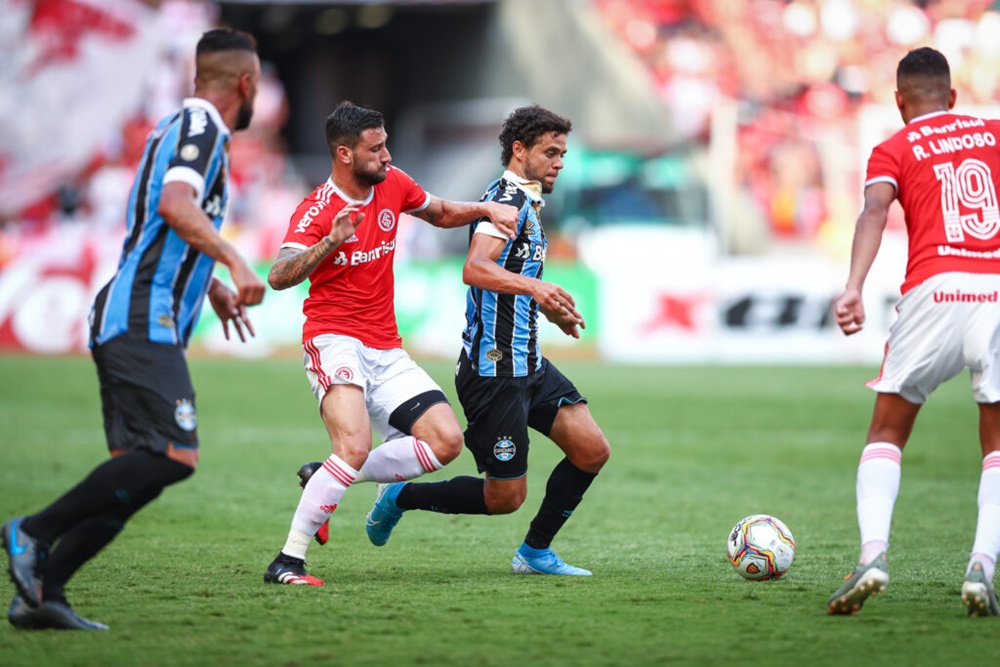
415, 197, 518, 238
268, 204, 363, 290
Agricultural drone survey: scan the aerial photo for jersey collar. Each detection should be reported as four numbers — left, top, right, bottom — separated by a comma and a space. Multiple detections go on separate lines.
325, 177, 375, 206
908, 110, 951, 124
184, 97, 230, 138
502, 169, 544, 206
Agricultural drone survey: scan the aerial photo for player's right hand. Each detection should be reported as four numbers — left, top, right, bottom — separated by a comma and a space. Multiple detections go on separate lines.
329, 203, 364, 245
834, 288, 864, 336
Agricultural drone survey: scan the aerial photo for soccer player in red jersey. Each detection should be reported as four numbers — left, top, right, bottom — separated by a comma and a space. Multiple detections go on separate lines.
828, 47, 1000, 617
263, 102, 517, 586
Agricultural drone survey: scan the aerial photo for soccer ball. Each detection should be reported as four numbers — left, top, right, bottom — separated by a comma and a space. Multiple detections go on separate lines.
727, 514, 795, 581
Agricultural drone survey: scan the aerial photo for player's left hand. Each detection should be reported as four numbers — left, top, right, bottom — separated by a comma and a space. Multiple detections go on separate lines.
541, 302, 585, 339
208, 278, 257, 342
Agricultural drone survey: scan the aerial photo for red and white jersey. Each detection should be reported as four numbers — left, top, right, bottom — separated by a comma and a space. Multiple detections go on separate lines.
866, 111, 1000, 294
280, 166, 431, 349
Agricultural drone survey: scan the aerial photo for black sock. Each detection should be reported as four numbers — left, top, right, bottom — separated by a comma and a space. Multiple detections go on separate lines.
524, 458, 597, 550
41, 486, 164, 602
396, 476, 489, 515
22, 449, 193, 546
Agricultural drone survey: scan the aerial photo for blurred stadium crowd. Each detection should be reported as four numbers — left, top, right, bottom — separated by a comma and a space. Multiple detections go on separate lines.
3, 0, 1000, 271
597, 0, 1000, 250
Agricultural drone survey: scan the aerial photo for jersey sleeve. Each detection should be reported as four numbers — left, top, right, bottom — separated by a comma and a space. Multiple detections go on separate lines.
162, 107, 221, 202
865, 140, 900, 192
474, 186, 530, 240
281, 196, 338, 250
392, 167, 432, 213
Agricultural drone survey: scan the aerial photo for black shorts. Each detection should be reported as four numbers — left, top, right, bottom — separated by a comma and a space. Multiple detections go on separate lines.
454, 349, 586, 480
91, 336, 198, 454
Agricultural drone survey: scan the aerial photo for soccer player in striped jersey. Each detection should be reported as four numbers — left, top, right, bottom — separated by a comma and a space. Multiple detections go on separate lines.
3, 28, 265, 630
363, 105, 611, 576
828, 47, 1000, 617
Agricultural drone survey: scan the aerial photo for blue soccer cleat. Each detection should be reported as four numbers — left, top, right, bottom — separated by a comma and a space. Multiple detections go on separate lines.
365, 483, 406, 547
3, 518, 44, 607
511, 543, 592, 576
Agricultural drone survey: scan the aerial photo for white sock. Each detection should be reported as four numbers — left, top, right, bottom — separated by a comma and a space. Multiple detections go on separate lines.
856, 442, 902, 565
969, 451, 1000, 581
281, 453, 357, 560
354, 436, 443, 483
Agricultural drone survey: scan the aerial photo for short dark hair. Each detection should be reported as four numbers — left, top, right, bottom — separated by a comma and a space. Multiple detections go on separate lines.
325, 101, 385, 155
897, 47, 950, 83
196, 28, 257, 56
499, 105, 572, 166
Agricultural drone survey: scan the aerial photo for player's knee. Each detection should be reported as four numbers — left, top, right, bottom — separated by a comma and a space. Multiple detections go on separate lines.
336, 442, 371, 470
484, 483, 526, 514
485, 494, 524, 515
429, 427, 463, 465
571, 435, 611, 474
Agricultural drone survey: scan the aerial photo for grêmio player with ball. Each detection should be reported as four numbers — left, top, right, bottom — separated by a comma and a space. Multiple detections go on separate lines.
362, 105, 611, 576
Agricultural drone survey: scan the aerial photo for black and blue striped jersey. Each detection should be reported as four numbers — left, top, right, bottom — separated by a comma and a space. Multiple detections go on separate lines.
462, 172, 548, 377
90, 98, 231, 348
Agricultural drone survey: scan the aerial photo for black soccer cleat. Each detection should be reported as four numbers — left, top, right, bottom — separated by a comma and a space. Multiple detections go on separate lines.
263, 554, 325, 587
3, 517, 45, 606
9, 594, 108, 631
296, 462, 328, 545
296, 462, 323, 489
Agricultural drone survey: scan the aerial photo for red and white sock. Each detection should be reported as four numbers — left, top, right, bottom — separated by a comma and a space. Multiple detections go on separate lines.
282, 454, 357, 559
355, 436, 443, 483
969, 451, 1000, 581
856, 442, 902, 565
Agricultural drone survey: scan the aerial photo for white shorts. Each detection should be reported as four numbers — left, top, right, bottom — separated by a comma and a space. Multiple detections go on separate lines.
869, 272, 1000, 404
302, 334, 446, 441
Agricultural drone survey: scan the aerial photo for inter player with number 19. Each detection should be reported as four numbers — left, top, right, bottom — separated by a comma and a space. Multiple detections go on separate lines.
829, 47, 1000, 617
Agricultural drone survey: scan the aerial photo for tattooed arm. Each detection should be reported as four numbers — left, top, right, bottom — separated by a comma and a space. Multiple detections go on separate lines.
267, 203, 364, 290
413, 197, 518, 238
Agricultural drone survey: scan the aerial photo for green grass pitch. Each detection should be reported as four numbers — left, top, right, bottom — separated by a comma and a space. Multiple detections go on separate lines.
1, 354, 999, 666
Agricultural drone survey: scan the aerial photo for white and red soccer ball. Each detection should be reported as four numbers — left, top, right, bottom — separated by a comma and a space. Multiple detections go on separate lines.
727, 514, 796, 581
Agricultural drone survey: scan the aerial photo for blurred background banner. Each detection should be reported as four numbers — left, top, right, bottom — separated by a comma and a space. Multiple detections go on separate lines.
3, 0, 997, 363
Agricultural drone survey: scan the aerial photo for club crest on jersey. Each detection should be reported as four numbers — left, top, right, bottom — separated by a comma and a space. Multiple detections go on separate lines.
180, 144, 199, 162
494, 438, 516, 462
377, 208, 396, 232
335, 367, 354, 381
174, 399, 197, 432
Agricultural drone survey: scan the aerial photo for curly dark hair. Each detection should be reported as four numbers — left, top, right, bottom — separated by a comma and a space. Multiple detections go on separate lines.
499, 105, 572, 167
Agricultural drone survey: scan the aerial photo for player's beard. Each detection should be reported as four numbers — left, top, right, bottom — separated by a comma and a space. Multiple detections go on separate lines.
355, 162, 388, 187
235, 100, 254, 131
